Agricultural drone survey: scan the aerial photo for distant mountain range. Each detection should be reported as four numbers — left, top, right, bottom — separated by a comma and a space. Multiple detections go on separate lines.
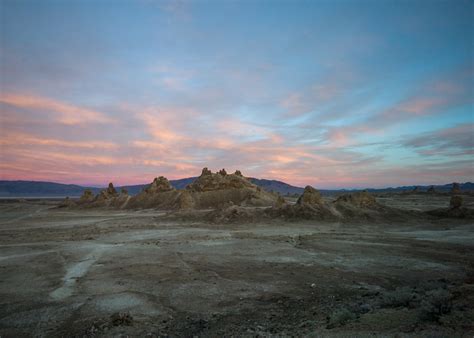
0, 177, 305, 197
0, 179, 472, 198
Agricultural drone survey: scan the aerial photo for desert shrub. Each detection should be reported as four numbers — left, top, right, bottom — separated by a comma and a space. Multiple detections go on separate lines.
381, 286, 416, 308
419, 289, 453, 321
327, 308, 357, 328
110, 312, 133, 326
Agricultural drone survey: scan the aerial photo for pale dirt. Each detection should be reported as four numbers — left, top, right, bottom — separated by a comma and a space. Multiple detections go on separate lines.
0, 195, 473, 337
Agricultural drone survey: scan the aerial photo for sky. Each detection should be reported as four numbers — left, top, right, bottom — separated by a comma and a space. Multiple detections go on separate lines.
0, 0, 473, 188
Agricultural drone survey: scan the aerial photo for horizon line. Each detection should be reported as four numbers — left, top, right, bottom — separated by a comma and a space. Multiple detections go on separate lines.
0, 177, 468, 191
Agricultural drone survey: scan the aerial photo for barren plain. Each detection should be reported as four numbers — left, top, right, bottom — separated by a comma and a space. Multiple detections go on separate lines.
0, 193, 473, 337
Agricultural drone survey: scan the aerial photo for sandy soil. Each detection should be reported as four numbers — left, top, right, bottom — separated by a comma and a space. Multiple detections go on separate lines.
0, 195, 473, 337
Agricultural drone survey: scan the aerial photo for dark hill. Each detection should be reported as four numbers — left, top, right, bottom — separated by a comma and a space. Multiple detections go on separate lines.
1, 180, 472, 198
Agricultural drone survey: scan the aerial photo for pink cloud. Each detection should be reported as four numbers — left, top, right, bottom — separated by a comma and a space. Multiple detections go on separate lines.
0, 93, 115, 125
398, 97, 447, 115
0, 132, 119, 150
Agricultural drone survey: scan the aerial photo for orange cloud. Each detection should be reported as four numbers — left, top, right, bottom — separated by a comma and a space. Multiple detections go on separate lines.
137, 108, 192, 143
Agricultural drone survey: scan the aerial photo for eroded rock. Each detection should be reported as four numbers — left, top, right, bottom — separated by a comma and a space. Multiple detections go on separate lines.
334, 190, 377, 208
297, 186, 323, 206
450, 195, 463, 209
145, 176, 174, 193
451, 182, 461, 194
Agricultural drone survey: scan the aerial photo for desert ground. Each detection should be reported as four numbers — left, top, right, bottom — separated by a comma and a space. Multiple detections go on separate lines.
0, 194, 473, 337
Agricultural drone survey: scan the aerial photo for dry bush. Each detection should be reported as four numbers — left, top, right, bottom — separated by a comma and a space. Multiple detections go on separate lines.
419, 289, 453, 321
381, 286, 417, 308
327, 308, 357, 328
110, 312, 133, 326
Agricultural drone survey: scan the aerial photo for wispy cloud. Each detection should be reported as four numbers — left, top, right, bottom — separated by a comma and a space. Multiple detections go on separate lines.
0, 93, 115, 125
403, 123, 474, 157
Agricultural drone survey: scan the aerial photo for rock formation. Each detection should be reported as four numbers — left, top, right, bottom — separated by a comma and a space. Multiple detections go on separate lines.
268, 185, 340, 220
107, 182, 117, 195
177, 190, 195, 210
97, 182, 118, 201
184, 168, 279, 208
450, 195, 463, 209
451, 182, 461, 194
78, 189, 95, 204
297, 186, 323, 205
58, 196, 76, 208
92, 182, 118, 207
186, 168, 255, 192
126, 176, 178, 209
427, 186, 436, 193
427, 194, 473, 219
145, 176, 174, 193
201, 167, 212, 176
334, 190, 377, 208
276, 195, 286, 208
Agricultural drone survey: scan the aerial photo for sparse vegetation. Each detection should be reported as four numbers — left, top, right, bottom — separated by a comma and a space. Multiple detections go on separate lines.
419, 289, 453, 321
381, 286, 417, 308
327, 308, 357, 328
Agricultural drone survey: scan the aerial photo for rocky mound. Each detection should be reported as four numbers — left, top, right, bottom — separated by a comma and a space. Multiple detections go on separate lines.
126, 176, 179, 209
427, 195, 473, 218
78, 189, 95, 205
58, 196, 76, 208
330, 190, 399, 220
70, 183, 131, 209
182, 168, 279, 209
145, 176, 174, 193
268, 185, 340, 220
207, 205, 266, 223
177, 190, 195, 210
297, 186, 323, 205
96, 183, 118, 201
109, 187, 131, 208
186, 167, 255, 192
427, 186, 436, 194
333, 190, 378, 208
450, 195, 463, 209
451, 182, 461, 194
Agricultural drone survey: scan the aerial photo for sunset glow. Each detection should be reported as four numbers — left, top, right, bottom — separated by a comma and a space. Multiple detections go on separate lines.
0, 0, 472, 188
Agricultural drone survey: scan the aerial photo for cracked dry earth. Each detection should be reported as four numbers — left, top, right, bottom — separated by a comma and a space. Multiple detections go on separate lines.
0, 198, 473, 337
